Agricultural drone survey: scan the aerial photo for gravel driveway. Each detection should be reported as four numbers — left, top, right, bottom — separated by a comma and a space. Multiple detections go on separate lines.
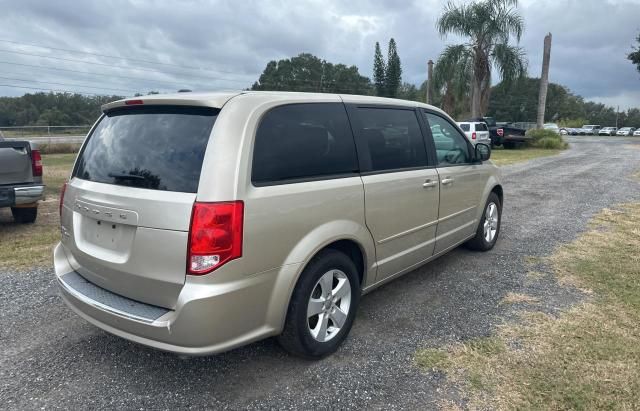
1, 136, 639, 410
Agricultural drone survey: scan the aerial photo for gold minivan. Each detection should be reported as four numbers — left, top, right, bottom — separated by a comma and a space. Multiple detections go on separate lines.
54, 91, 502, 359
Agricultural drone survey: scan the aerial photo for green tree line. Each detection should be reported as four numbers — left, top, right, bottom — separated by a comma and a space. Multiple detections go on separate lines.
0, 93, 122, 127
488, 77, 640, 126
0, 56, 637, 127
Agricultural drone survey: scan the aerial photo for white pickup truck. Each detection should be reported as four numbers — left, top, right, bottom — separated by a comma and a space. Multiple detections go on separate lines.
0, 137, 45, 223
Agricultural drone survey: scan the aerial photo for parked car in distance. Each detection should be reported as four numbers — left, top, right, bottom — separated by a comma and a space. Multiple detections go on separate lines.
616, 127, 636, 136
633, 129, 640, 136
54, 91, 503, 359
0, 139, 44, 223
581, 125, 601, 135
599, 127, 618, 136
456, 121, 491, 145
543, 123, 560, 134
472, 117, 528, 148
560, 127, 578, 135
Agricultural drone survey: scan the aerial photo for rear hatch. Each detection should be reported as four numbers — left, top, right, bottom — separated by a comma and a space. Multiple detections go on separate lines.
0, 141, 33, 185
475, 123, 490, 142
61, 105, 218, 309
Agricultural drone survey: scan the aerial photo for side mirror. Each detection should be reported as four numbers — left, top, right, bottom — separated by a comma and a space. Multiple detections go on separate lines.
475, 143, 491, 162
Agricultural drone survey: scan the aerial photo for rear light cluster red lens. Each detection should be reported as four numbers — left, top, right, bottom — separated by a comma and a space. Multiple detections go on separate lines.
125, 99, 144, 105
471, 132, 477, 140
59, 183, 67, 217
188, 201, 244, 275
497, 128, 504, 137
31, 149, 42, 177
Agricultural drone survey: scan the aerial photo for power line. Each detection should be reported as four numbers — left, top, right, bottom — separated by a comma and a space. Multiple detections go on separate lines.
0, 84, 108, 96
0, 60, 198, 87
0, 48, 253, 84
0, 75, 138, 93
0, 38, 244, 74
0, 49, 373, 90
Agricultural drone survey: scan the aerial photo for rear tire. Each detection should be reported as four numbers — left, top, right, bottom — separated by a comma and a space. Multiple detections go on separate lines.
278, 249, 360, 359
11, 206, 37, 224
466, 192, 501, 251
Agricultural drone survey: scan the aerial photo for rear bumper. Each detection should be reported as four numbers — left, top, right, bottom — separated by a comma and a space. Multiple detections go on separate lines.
0, 184, 44, 207
53, 242, 300, 355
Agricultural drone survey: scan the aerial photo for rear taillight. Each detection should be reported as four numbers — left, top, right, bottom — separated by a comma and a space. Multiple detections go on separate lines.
472, 132, 477, 140
59, 183, 67, 217
497, 128, 504, 137
31, 149, 42, 177
187, 201, 244, 275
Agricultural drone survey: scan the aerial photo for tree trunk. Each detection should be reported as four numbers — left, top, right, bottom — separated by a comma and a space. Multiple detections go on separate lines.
471, 77, 482, 118
426, 60, 434, 104
536, 33, 552, 129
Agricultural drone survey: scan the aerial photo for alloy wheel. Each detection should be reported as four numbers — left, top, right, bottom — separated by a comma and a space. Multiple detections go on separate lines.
307, 270, 352, 342
483, 202, 499, 243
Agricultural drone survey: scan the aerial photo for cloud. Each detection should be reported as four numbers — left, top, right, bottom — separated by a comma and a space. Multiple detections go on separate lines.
0, 0, 638, 109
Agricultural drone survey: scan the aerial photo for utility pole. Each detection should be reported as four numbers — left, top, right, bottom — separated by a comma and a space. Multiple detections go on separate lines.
319, 63, 325, 92
426, 59, 434, 104
616, 105, 619, 128
536, 33, 552, 129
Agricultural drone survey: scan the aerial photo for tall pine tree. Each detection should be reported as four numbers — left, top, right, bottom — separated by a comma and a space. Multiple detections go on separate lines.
373, 42, 386, 97
385, 38, 402, 98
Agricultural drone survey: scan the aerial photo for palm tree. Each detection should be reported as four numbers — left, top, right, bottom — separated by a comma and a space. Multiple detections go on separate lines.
436, 0, 527, 118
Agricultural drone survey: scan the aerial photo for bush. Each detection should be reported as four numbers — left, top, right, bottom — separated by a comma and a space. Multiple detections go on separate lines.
37, 143, 82, 154
535, 136, 568, 149
558, 118, 588, 128
525, 128, 568, 149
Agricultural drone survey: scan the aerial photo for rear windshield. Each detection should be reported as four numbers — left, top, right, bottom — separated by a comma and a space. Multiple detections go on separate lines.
476, 123, 488, 131
73, 106, 217, 193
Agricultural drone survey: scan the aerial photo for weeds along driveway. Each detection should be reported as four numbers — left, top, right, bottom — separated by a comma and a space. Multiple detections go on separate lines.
1, 136, 639, 410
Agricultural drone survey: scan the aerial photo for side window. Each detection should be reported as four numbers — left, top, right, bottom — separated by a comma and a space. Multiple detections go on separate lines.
251, 103, 358, 185
354, 108, 427, 172
424, 112, 471, 166
459, 123, 470, 132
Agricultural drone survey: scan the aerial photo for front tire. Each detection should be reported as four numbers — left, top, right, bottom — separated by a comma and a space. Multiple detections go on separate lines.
278, 249, 360, 359
11, 206, 37, 224
466, 192, 501, 251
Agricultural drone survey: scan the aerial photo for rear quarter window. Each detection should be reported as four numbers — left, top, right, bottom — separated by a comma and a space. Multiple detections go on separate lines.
73, 106, 217, 193
251, 103, 358, 185
459, 123, 470, 132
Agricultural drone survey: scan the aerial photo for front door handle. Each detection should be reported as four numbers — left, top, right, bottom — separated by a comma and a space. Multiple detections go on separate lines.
441, 177, 454, 185
423, 179, 438, 188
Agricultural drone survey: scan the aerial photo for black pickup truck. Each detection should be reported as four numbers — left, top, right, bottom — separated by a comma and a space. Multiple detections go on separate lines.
0, 138, 45, 223
470, 117, 530, 149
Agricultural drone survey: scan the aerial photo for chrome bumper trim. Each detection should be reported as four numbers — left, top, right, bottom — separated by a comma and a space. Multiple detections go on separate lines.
14, 185, 45, 205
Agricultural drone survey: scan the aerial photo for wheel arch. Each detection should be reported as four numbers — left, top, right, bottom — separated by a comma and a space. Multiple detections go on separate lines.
491, 184, 503, 205
266, 222, 375, 334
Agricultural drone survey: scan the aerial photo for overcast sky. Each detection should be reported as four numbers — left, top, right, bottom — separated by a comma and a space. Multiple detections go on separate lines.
0, 0, 639, 109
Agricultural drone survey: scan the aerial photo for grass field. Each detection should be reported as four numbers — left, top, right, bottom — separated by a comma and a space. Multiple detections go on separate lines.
0, 154, 75, 270
490, 147, 563, 166
416, 202, 640, 410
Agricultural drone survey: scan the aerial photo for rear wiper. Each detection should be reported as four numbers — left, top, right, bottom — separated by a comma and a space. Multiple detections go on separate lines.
108, 172, 146, 181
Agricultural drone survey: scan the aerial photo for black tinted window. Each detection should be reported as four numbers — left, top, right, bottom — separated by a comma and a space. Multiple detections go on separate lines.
251, 103, 358, 184
74, 106, 217, 193
354, 108, 427, 171
459, 123, 470, 131
476, 123, 488, 131
424, 112, 471, 165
